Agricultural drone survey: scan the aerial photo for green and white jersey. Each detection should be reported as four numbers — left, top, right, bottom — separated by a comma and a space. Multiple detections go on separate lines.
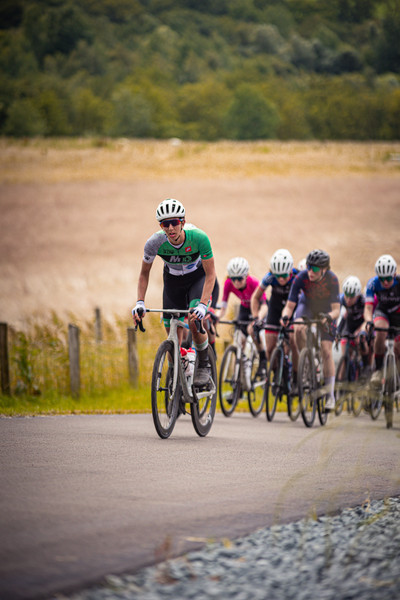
143, 223, 213, 276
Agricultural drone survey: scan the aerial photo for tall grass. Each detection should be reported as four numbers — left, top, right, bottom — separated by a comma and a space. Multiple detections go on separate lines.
0, 311, 234, 416
1, 312, 166, 415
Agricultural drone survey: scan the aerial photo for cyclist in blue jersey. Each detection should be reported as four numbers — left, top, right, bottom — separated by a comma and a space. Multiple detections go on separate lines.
132, 199, 216, 387
280, 249, 340, 411
364, 254, 400, 387
251, 249, 298, 381
336, 276, 372, 375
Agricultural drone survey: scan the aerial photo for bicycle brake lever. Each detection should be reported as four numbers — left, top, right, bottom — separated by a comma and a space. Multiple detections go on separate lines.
195, 319, 206, 335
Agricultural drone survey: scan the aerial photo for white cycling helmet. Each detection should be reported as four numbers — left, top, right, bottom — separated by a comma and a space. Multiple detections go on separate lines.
156, 198, 185, 222
375, 254, 397, 278
342, 275, 362, 297
270, 249, 293, 276
297, 258, 307, 271
227, 257, 249, 278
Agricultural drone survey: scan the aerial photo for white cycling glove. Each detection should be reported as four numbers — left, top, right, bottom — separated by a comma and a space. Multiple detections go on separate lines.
192, 303, 207, 320
132, 301, 146, 318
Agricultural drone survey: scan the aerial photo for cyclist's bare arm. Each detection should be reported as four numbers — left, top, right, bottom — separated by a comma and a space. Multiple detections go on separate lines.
132, 260, 152, 325
327, 302, 340, 322
281, 300, 296, 324
250, 285, 264, 318
363, 303, 374, 323
200, 257, 216, 307
217, 305, 228, 321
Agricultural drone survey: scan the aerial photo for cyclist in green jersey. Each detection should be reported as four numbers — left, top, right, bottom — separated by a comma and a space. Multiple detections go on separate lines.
132, 199, 216, 387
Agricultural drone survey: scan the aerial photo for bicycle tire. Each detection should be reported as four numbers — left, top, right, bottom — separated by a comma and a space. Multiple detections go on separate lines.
299, 348, 316, 427
334, 356, 348, 416
219, 345, 241, 417
288, 389, 301, 421
265, 346, 282, 422
191, 346, 217, 437
317, 386, 328, 426
352, 360, 364, 417
248, 352, 266, 417
385, 354, 396, 429
151, 340, 179, 439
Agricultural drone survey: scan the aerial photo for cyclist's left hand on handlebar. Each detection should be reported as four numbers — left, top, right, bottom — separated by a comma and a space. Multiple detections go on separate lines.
192, 303, 207, 320
318, 312, 333, 324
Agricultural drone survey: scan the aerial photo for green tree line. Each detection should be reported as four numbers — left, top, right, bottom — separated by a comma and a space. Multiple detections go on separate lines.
1, 0, 400, 139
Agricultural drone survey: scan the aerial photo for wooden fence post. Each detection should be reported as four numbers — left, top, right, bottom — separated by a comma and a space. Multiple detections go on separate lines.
95, 307, 102, 344
68, 324, 80, 397
0, 323, 10, 396
127, 327, 139, 386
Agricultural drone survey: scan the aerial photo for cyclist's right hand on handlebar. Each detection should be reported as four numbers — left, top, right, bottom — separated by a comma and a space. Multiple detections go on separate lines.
132, 301, 146, 323
280, 315, 289, 327
366, 320, 374, 334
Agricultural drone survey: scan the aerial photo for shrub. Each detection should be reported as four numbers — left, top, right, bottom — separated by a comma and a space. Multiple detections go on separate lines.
225, 83, 280, 139
3, 98, 46, 136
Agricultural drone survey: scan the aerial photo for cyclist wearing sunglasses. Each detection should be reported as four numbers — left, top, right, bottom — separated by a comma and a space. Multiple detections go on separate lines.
364, 254, 400, 388
218, 257, 267, 376
251, 249, 299, 382
336, 276, 372, 374
132, 199, 216, 387
281, 249, 340, 411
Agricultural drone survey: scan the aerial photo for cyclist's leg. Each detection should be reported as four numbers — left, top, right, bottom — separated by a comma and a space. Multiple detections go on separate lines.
372, 311, 389, 384
187, 270, 212, 386
321, 323, 336, 411
293, 301, 312, 353
162, 270, 187, 347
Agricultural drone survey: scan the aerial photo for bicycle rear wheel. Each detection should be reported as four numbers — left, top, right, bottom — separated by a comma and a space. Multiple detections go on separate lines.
334, 356, 348, 416
191, 346, 217, 436
299, 348, 316, 427
219, 345, 241, 417
248, 353, 266, 417
265, 346, 282, 422
151, 340, 179, 439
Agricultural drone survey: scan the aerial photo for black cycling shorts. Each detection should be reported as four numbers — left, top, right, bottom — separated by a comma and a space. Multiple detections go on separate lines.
163, 266, 205, 326
374, 308, 400, 329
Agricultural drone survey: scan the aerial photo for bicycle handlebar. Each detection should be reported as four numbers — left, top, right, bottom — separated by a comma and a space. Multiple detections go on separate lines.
135, 308, 206, 334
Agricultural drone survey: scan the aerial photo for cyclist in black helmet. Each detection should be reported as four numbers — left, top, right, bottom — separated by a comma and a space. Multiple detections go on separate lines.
281, 249, 340, 411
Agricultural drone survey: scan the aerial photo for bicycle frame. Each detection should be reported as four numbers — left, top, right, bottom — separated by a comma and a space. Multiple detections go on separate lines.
373, 326, 400, 424
148, 308, 216, 404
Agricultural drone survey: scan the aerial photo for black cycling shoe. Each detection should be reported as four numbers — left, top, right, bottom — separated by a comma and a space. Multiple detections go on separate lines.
255, 358, 267, 379
194, 363, 211, 387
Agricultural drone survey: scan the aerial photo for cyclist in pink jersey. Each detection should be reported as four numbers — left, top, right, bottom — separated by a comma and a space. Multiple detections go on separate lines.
217, 257, 267, 376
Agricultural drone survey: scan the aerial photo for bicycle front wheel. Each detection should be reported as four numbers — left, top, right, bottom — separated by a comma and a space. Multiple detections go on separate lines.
334, 356, 348, 416
317, 384, 328, 426
384, 354, 396, 429
299, 348, 316, 427
352, 360, 365, 417
191, 346, 217, 437
248, 353, 266, 417
219, 345, 241, 417
265, 346, 283, 422
151, 340, 179, 439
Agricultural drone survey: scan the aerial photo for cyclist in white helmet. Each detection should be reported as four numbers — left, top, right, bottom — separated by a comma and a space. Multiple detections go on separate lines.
251, 249, 299, 385
217, 257, 267, 376
132, 199, 216, 387
336, 276, 372, 374
297, 258, 307, 272
364, 254, 400, 387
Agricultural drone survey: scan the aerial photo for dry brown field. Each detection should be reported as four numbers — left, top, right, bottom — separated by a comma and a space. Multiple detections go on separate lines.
1, 138, 400, 328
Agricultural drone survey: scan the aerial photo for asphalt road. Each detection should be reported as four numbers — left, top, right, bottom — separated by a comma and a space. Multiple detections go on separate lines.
1, 411, 400, 600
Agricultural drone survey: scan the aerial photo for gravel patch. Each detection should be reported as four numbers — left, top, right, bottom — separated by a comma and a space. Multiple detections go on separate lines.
55, 497, 400, 600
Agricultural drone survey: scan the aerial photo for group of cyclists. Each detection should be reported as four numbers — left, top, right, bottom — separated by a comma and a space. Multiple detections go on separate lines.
132, 198, 399, 414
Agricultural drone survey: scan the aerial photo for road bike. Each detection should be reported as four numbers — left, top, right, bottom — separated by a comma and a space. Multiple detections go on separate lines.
136, 308, 217, 439
368, 326, 400, 428
263, 324, 301, 422
218, 320, 266, 417
334, 332, 370, 417
296, 316, 330, 428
